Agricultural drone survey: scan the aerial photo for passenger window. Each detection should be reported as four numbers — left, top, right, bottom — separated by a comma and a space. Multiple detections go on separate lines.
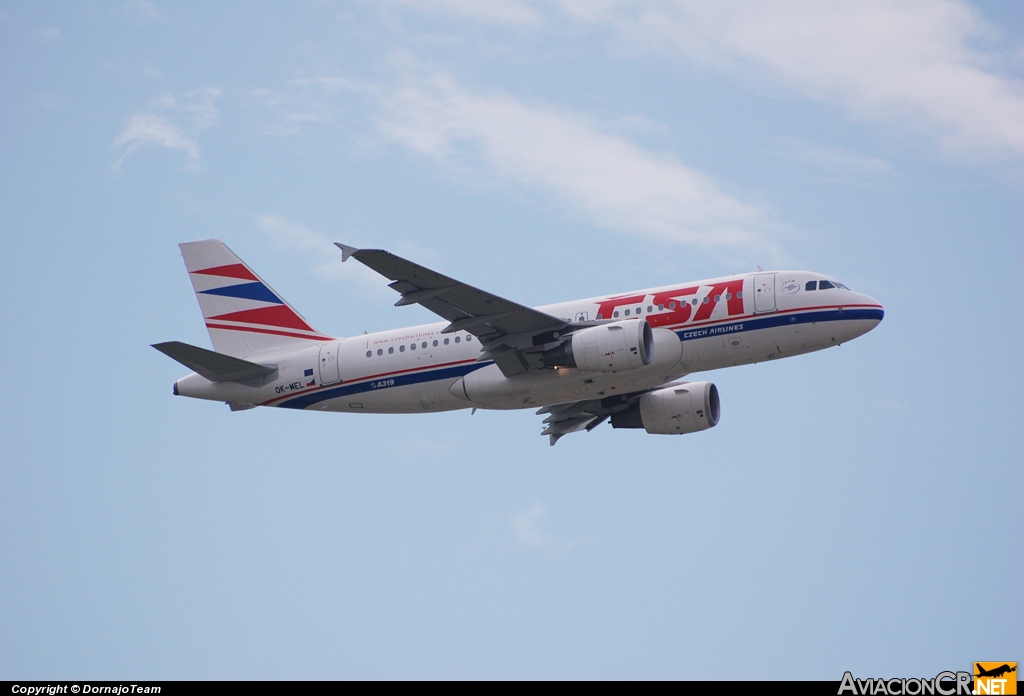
432, 340, 438, 347
444, 338, 449, 345
410, 343, 416, 351
624, 309, 630, 316
647, 306, 653, 312
692, 299, 698, 305
725, 293, 731, 300
702, 296, 709, 304
400, 345, 405, 352
819, 280, 835, 289
613, 311, 619, 318
455, 336, 461, 343
596, 313, 603, 320
388, 347, 394, 354
423, 342, 428, 349
657, 304, 664, 311
366, 351, 371, 358
805, 281, 817, 291
669, 302, 676, 309
466, 336, 472, 342
714, 294, 721, 302
635, 307, 641, 314
736, 291, 743, 299
377, 349, 383, 356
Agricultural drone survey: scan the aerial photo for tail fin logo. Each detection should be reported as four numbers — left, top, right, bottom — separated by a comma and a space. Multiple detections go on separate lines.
179, 239, 332, 356
193, 264, 318, 334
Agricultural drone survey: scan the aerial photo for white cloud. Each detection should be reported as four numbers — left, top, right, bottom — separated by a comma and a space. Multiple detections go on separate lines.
151, 88, 220, 130
510, 502, 552, 547
257, 213, 332, 254
289, 77, 360, 94
371, 71, 777, 250
255, 70, 779, 251
247, 79, 359, 136
256, 214, 345, 279
113, 114, 198, 167
254, 214, 394, 298
550, 0, 1024, 162
381, 0, 543, 26
774, 139, 891, 182
113, 88, 220, 171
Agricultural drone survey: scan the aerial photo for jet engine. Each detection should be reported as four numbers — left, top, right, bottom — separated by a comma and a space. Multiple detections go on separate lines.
610, 382, 720, 434
542, 320, 652, 373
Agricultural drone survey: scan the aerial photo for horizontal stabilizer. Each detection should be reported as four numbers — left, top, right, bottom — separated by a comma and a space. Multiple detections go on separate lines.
152, 341, 277, 382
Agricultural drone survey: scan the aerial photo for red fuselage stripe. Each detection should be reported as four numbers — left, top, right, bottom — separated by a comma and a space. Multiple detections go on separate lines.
655, 303, 883, 332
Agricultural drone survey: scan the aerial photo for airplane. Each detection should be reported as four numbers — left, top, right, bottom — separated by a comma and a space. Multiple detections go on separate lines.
975, 664, 1016, 679
154, 239, 884, 445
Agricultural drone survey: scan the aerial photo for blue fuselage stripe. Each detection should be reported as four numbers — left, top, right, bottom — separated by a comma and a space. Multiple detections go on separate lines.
675, 307, 883, 341
276, 363, 483, 410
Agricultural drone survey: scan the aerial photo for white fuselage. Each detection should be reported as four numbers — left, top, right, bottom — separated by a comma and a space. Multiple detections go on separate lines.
175, 270, 883, 413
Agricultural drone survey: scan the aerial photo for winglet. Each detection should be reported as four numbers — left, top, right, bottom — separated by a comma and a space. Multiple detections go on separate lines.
334, 243, 360, 262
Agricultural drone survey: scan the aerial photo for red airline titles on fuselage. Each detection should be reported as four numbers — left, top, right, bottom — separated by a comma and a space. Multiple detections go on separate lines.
594, 279, 746, 329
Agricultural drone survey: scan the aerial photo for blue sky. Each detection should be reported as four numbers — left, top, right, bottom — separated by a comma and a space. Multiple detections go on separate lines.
1, 0, 1021, 679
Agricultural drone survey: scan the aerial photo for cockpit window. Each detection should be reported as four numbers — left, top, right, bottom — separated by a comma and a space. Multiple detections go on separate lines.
805, 281, 817, 291
834, 281, 850, 290
818, 280, 835, 289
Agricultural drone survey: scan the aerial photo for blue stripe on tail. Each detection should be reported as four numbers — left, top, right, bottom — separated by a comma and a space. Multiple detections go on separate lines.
199, 282, 283, 304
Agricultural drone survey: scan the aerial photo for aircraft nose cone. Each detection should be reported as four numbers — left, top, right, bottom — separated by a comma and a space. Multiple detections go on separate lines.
855, 292, 884, 328
867, 295, 884, 321
865, 296, 884, 320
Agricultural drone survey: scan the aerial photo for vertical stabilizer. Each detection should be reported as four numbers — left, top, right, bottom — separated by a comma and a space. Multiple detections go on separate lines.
179, 239, 333, 358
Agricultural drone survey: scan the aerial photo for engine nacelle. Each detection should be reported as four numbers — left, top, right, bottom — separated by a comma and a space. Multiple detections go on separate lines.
610, 382, 720, 435
542, 320, 652, 373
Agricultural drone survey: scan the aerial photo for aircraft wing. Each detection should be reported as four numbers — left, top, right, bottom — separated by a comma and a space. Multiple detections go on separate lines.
536, 386, 677, 446
336, 243, 572, 376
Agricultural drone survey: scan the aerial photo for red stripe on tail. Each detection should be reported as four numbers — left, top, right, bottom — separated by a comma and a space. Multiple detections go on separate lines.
208, 305, 314, 331
192, 263, 259, 281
